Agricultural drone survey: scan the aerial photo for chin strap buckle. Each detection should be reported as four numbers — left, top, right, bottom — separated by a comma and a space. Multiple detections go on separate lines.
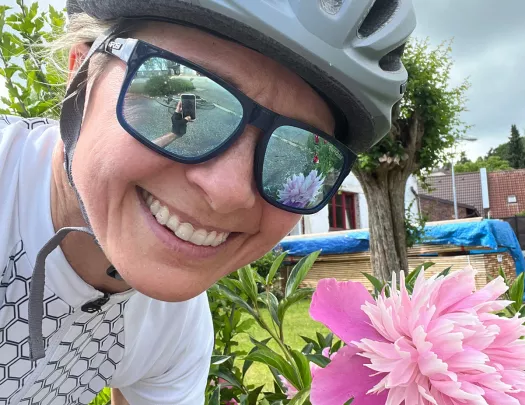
106, 265, 123, 281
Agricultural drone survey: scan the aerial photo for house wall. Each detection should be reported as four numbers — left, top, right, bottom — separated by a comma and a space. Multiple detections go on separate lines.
420, 199, 469, 222
301, 173, 419, 234
488, 170, 525, 218
420, 172, 484, 214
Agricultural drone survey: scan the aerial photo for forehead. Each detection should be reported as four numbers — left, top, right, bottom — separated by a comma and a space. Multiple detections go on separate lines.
132, 22, 335, 134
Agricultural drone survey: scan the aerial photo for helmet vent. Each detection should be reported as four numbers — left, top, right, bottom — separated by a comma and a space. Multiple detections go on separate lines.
358, 0, 399, 37
379, 43, 405, 72
320, 0, 345, 15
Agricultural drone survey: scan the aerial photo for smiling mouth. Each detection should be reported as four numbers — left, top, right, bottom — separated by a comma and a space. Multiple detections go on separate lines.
140, 189, 230, 247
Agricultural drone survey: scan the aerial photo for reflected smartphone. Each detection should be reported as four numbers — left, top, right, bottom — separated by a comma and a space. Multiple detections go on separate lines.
181, 94, 196, 120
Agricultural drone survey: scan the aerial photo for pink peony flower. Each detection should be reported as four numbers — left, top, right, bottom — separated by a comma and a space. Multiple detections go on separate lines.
309, 267, 525, 405
278, 170, 324, 209
209, 378, 233, 389
280, 375, 300, 400
224, 400, 238, 405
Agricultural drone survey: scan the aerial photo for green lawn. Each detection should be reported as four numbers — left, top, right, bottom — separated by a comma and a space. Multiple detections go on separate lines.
233, 300, 329, 390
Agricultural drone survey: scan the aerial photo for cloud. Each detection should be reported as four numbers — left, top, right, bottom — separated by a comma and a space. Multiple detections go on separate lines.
1, 0, 523, 161
412, 0, 525, 159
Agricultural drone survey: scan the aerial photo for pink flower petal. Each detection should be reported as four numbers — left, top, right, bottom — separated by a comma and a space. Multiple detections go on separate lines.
310, 278, 384, 344
311, 267, 525, 405
311, 345, 388, 405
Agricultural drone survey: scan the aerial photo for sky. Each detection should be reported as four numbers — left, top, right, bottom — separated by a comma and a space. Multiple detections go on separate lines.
1, 0, 524, 159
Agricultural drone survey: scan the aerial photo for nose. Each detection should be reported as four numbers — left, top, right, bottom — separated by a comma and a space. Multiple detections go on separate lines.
185, 128, 259, 214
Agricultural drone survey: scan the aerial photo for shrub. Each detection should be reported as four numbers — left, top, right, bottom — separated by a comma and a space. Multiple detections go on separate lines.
143, 76, 195, 97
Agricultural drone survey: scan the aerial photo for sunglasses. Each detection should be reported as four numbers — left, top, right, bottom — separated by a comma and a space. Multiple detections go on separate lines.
96, 37, 356, 214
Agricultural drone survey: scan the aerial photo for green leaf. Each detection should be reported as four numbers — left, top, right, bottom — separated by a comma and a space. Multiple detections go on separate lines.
278, 289, 314, 324
241, 338, 272, 380
216, 284, 258, 319
253, 271, 266, 285
499, 267, 509, 282
219, 277, 243, 293
88, 388, 111, 405
509, 273, 524, 313
245, 385, 264, 405
300, 335, 320, 350
406, 262, 435, 286
267, 251, 288, 285
362, 272, 385, 292
236, 318, 256, 334
245, 346, 301, 389
331, 339, 343, 353
210, 355, 231, 365
324, 332, 333, 349
291, 350, 312, 387
437, 266, 452, 278
266, 291, 281, 327
288, 388, 310, 405
209, 386, 220, 405
306, 353, 331, 368
285, 251, 320, 297
238, 265, 258, 302
208, 368, 244, 391
301, 342, 314, 355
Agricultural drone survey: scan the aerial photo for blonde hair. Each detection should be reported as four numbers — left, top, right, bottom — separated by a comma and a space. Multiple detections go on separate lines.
46, 13, 144, 102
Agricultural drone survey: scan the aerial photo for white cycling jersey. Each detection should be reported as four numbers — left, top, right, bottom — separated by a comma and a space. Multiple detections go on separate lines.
0, 116, 213, 405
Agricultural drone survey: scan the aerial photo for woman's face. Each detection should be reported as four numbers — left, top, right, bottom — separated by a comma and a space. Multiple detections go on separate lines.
71, 22, 334, 302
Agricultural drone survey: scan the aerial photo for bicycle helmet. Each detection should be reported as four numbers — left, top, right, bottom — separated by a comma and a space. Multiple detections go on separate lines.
65, 0, 416, 154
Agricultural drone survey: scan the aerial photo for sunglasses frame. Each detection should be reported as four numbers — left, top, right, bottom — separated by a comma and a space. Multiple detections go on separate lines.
97, 37, 356, 214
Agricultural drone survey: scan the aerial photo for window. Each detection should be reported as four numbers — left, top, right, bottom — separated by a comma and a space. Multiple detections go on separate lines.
328, 192, 357, 231
508, 195, 517, 204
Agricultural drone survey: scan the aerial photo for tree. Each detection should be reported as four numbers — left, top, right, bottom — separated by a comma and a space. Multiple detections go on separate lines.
353, 39, 469, 281
0, 1, 66, 119
458, 151, 470, 164
454, 155, 511, 173
507, 124, 525, 169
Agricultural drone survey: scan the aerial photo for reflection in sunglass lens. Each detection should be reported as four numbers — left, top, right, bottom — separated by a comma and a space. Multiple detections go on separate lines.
122, 57, 244, 158
262, 126, 344, 210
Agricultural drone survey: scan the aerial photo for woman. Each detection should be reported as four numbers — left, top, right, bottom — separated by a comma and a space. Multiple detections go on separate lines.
0, 0, 415, 404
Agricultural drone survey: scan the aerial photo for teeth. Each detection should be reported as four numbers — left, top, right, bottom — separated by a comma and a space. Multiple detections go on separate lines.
175, 223, 194, 241
190, 229, 207, 246
166, 216, 180, 232
146, 194, 154, 206
155, 206, 169, 225
142, 190, 229, 247
150, 200, 161, 215
203, 231, 217, 246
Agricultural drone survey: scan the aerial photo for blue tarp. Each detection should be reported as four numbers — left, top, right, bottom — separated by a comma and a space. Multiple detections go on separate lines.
278, 220, 525, 275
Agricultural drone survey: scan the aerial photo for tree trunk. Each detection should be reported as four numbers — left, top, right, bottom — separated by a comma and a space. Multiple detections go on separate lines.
354, 167, 410, 281
353, 110, 423, 281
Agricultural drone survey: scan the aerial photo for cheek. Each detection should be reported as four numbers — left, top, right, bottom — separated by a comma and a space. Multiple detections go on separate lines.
260, 205, 301, 241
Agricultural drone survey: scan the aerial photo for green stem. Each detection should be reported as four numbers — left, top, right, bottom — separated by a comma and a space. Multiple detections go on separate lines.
265, 286, 281, 339
256, 315, 303, 389
222, 304, 236, 356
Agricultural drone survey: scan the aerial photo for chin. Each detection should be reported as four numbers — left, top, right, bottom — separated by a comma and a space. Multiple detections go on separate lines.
118, 266, 213, 303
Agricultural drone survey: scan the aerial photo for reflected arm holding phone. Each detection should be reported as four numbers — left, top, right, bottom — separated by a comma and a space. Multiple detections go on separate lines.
154, 100, 193, 148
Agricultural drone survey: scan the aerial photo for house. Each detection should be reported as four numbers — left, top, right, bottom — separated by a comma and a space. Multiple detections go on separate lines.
416, 194, 480, 221
488, 170, 525, 218
418, 171, 485, 217
291, 173, 419, 234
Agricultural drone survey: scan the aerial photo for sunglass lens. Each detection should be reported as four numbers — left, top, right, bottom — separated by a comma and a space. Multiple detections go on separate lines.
261, 126, 345, 211
122, 57, 243, 159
